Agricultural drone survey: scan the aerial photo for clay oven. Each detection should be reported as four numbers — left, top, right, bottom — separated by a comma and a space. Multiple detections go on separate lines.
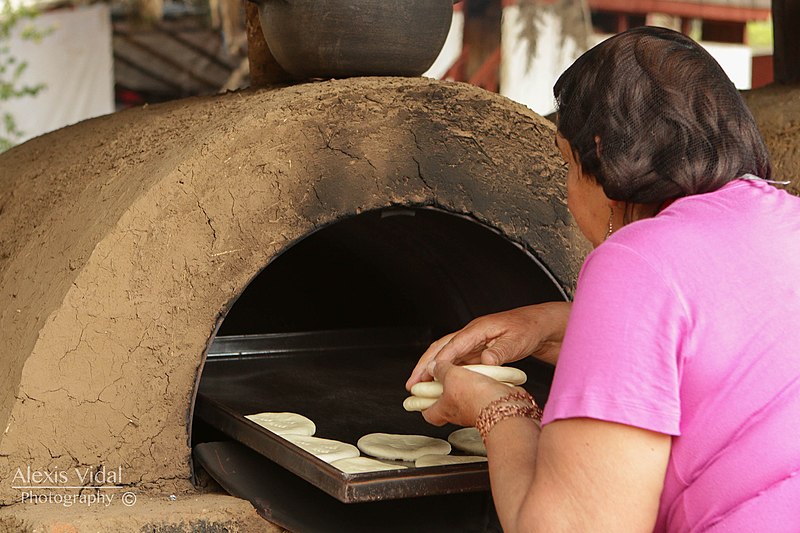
0, 77, 588, 524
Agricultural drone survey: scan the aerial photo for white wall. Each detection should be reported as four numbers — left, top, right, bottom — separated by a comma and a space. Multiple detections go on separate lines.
3, 3, 114, 144
500, 5, 587, 116
702, 41, 752, 90
500, 10, 754, 116
424, 9, 465, 80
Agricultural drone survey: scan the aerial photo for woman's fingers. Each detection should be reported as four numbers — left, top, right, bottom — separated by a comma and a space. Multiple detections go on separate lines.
420, 362, 446, 426
406, 327, 488, 389
407, 316, 516, 389
421, 404, 449, 426
406, 332, 456, 390
433, 323, 493, 363
480, 336, 520, 366
421, 361, 458, 426
428, 358, 448, 382
407, 303, 571, 390
421, 361, 510, 427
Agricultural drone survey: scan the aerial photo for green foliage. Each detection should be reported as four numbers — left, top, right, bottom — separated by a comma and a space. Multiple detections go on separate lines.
747, 19, 773, 50
0, 0, 48, 152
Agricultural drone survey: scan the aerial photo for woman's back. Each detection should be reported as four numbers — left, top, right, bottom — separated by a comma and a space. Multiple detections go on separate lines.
543, 177, 800, 531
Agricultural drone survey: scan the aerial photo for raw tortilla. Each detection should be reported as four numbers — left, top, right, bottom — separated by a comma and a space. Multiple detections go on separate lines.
410, 381, 444, 398
462, 364, 527, 385
415, 454, 488, 467
283, 434, 360, 463
447, 427, 486, 456
244, 412, 316, 436
357, 433, 451, 461
402, 396, 437, 412
331, 456, 409, 474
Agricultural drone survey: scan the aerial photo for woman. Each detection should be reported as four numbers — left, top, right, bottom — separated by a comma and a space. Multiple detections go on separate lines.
407, 27, 800, 532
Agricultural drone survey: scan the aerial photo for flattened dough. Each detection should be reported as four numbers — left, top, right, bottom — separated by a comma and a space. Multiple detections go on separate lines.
410, 381, 444, 398
283, 434, 360, 463
331, 456, 409, 474
357, 433, 451, 461
447, 427, 486, 456
415, 454, 488, 467
403, 396, 437, 412
245, 412, 316, 436
463, 364, 527, 385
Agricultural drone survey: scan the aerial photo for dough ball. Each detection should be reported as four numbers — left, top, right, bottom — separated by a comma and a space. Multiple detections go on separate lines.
245, 412, 316, 436
283, 434, 360, 463
462, 364, 527, 385
331, 456, 408, 474
447, 427, 486, 456
357, 433, 451, 461
403, 396, 437, 412
410, 381, 444, 398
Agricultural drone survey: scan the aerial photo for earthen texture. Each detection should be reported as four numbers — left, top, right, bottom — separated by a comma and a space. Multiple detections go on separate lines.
743, 83, 800, 196
0, 493, 279, 532
0, 77, 587, 508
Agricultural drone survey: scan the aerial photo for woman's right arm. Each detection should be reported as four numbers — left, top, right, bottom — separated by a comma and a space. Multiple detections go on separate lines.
421, 361, 670, 533
406, 301, 571, 390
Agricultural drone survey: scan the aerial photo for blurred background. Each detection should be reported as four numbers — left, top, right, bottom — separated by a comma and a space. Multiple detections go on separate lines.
0, 0, 775, 151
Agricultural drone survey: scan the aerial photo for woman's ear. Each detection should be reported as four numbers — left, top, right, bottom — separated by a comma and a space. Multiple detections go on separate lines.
606, 198, 624, 209
594, 135, 602, 159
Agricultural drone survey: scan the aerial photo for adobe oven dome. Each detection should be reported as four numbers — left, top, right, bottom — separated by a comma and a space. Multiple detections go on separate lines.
0, 76, 587, 504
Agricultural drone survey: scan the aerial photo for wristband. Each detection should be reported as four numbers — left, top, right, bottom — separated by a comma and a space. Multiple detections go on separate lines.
475, 390, 542, 443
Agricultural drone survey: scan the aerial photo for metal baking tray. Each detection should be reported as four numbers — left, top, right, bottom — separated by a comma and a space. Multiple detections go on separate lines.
194, 327, 554, 503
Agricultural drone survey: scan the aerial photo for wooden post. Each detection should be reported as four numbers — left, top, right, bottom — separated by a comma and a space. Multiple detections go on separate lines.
245, 2, 293, 87
462, 0, 502, 82
773, 0, 800, 84
701, 20, 745, 44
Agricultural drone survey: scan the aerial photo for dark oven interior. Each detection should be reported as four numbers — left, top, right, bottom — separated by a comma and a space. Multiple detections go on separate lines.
191, 207, 567, 532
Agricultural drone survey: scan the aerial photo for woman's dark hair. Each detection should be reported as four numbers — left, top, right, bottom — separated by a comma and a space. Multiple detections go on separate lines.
554, 26, 771, 205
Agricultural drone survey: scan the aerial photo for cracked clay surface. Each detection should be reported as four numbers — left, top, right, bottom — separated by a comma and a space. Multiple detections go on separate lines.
0, 77, 589, 507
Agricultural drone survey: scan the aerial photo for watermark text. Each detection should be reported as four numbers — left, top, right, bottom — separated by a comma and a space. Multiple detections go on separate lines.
11, 466, 136, 508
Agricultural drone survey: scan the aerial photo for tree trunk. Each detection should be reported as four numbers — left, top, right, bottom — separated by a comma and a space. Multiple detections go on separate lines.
245, 2, 292, 86
773, 0, 800, 84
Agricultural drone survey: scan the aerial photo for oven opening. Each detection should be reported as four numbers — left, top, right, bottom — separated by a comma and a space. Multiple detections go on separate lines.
191, 206, 567, 531
215, 206, 566, 337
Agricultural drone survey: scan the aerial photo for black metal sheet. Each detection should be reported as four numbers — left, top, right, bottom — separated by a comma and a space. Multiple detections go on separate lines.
195, 328, 554, 503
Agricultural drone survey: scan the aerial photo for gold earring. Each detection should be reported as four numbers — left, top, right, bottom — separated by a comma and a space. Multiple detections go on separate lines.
605, 207, 614, 240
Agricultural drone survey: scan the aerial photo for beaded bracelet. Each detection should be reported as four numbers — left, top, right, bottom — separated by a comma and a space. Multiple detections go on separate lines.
475, 390, 543, 443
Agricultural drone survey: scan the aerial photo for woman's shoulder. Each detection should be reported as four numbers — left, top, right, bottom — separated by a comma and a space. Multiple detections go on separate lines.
661, 176, 800, 222
609, 177, 799, 253
584, 176, 800, 294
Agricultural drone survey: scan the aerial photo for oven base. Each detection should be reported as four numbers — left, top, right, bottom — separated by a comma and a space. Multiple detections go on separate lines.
195, 440, 502, 533
0, 492, 273, 533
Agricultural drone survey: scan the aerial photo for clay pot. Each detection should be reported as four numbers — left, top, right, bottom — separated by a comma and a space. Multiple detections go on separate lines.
254, 0, 456, 79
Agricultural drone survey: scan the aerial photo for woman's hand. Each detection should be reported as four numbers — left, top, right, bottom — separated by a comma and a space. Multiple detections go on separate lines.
406, 302, 571, 390
420, 360, 513, 428
419, 364, 670, 533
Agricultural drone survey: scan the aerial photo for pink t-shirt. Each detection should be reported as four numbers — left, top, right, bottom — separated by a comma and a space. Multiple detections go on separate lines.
542, 178, 800, 531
